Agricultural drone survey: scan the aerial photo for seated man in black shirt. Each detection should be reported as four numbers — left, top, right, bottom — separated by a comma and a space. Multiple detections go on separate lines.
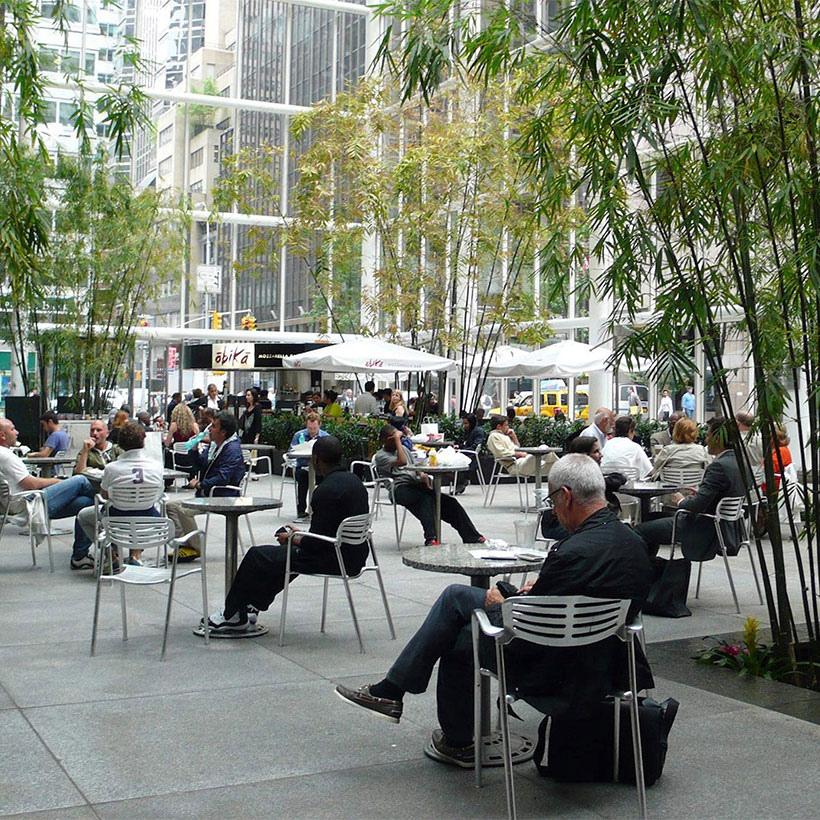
204, 435, 370, 634
336, 454, 653, 766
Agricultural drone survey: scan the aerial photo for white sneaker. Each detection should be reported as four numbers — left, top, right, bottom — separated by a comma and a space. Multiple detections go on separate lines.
202, 609, 250, 633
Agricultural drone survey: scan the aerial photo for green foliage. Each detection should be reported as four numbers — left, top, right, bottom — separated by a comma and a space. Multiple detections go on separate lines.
517, 416, 587, 448
693, 618, 816, 685
260, 412, 385, 460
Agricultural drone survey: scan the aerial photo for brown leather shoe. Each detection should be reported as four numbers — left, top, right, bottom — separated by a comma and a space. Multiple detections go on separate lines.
335, 683, 403, 724
425, 729, 475, 768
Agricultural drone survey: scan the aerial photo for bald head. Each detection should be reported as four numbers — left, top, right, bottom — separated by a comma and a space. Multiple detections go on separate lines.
593, 407, 614, 432
0, 419, 18, 448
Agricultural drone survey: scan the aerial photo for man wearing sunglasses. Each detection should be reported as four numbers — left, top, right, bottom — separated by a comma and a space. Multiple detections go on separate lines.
336, 454, 653, 767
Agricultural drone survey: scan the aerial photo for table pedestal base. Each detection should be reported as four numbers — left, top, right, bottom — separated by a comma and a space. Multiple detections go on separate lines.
424, 731, 533, 767
192, 624, 269, 639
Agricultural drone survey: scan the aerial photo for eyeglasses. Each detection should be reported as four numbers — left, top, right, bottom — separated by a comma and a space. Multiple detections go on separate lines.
547, 485, 567, 502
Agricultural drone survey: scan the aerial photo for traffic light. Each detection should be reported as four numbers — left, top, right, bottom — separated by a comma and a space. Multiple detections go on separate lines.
241, 314, 257, 331
211, 310, 222, 329
241, 315, 250, 330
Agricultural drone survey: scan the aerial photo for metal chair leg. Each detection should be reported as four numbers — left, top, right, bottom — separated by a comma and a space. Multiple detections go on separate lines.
717, 527, 741, 613
626, 634, 648, 819
495, 643, 516, 820
120, 583, 128, 641
472, 616, 485, 788
90, 575, 103, 656
320, 578, 329, 633
340, 575, 365, 653
200, 566, 210, 646
161, 572, 177, 661
747, 543, 764, 604
372, 566, 396, 639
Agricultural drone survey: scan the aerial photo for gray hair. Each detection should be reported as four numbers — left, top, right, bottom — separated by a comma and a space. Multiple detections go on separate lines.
548, 454, 606, 506
593, 407, 613, 426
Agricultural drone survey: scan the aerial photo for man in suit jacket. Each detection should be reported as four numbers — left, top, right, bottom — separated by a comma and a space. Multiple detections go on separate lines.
166, 411, 246, 561
335, 455, 653, 767
636, 416, 749, 560
650, 412, 682, 451
203, 435, 370, 633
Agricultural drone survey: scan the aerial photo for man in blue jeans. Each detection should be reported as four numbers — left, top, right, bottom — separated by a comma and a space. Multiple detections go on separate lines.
0, 418, 96, 569
336, 455, 653, 767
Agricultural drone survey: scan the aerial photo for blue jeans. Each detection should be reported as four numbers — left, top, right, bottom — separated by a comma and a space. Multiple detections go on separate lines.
42, 476, 96, 557
386, 584, 494, 745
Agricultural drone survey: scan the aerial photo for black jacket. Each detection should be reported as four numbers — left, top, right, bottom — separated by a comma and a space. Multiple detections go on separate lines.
238, 405, 263, 443
498, 508, 654, 710
300, 467, 370, 559
677, 449, 748, 560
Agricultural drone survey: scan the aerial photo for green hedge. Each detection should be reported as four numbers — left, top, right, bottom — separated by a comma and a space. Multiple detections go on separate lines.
261, 412, 384, 460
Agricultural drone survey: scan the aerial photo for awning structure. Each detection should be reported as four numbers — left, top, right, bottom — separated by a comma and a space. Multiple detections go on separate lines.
281, 339, 459, 373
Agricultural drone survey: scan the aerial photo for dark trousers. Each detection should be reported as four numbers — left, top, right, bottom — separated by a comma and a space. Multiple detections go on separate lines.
224, 541, 369, 616
295, 467, 323, 516
386, 584, 496, 746
394, 483, 482, 542
634, 516, 674, 558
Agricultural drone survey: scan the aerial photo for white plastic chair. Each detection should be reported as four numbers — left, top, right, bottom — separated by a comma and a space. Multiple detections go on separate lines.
277, 453, 298, 516
484, 458, 527, 511
670, 495, 763, 613
459, 449, 487, 493
472, 596, 646, 820
242, 448, 274, 497
278, 512, 395, 653
90, 517, 208, 660
0, 479, 54, 571
349, 458, 407, 547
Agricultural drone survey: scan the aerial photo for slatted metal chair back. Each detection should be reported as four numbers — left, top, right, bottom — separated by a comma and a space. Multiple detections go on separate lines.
336, 513, 372, 547
0, 479, 10, 506
660, 466, 705, 487
107, 485, 162, 509
715, 496, 745, 522
105, 517, 175, 553
501, 595, 629, 647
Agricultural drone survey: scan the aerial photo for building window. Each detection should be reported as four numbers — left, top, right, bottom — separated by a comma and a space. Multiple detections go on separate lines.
213, 144, 220, 163
58, 102, 78, 127
39, 48, 59, 71
159, 124, 174, 147
158, 157, 173, 177
190, 180, 203, 193
190, 147, 204, 168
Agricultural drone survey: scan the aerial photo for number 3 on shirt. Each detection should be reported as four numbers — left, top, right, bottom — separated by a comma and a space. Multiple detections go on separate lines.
131, 468, 144, 484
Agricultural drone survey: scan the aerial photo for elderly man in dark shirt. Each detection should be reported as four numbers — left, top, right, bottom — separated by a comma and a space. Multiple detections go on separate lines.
336, 454, 653, 767
204, 435, 369, 634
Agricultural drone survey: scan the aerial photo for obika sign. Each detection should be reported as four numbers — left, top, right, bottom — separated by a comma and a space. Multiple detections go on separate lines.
212, 343, 255, 369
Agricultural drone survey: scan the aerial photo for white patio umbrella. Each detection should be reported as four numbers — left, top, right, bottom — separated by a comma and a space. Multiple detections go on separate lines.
280, 338, 458, 373
488, 339, 647, 378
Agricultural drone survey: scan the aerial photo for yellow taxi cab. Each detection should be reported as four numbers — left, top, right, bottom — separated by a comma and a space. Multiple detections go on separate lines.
491, 387, 589, 419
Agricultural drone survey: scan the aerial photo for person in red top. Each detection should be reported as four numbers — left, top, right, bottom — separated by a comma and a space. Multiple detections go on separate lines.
764, 427, 792, 491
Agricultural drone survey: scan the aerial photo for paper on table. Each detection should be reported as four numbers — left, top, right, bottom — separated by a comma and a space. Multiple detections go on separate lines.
469, 549, 518, 560
290, 440, 316, 456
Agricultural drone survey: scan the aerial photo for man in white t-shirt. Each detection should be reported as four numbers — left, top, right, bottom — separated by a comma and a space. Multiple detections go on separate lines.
353, 381, 380, 415
0, 418, 96, 569
600, 415, 653, 479
658, 389, 674, 421
77, 422, 165, 566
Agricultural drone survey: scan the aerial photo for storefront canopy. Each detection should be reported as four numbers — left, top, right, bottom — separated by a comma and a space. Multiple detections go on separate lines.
281, 339, 458, 374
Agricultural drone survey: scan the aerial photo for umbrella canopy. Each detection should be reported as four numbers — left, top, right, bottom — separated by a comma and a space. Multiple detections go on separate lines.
487, 340, 647, 378
281, 339, 458, 373
463, 345, 529, 376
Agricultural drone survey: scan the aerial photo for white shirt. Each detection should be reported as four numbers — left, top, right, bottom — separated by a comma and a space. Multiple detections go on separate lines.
488, 429, 517, 460
600, 436, 653, 479
0, 446, 32, 495
101, 448, 165, 510
353, 392, 380, 415
658, 395, 674, 417
579, 423, 607, 449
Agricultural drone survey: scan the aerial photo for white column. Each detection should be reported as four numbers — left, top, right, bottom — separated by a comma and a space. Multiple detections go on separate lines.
586, 245, 614, 414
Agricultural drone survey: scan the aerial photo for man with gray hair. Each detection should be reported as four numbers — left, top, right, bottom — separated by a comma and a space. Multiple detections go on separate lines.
335, 454, 653, 767
735, 411, 764, 470
578, 406, 615, 449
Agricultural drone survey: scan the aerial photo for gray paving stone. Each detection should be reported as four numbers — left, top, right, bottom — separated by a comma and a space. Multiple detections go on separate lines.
3, 809, 97, 820
0, 636, 316, 709
23, 680, 431, 804
92, 759, 605, 820
0, 710, 86, 817
0, 683, 15, 710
